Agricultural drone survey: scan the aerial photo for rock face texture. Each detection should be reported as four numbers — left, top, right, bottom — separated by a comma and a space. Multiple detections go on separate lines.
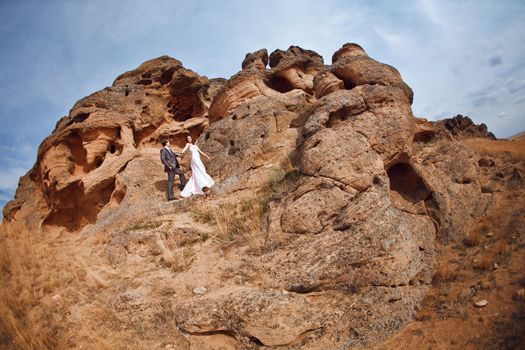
4, 56, 211, 230
181, 42, 434, 348
2, 44, 524, 350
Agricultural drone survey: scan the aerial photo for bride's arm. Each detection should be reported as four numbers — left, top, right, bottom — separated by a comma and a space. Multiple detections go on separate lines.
180, 143, 190, 154
197, 146, 210, 159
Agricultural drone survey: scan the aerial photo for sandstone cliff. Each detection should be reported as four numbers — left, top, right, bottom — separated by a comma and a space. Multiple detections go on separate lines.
1, 43, 524, 350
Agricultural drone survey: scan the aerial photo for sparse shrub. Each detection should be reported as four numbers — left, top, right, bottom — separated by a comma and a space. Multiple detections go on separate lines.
433, 262, 458, 283
177, 231, 209, 247
415, 307, 433, 322
182, 246, 195, 261
492, 240, 510, 256
213, 198, 266, 253
258, 167, 301, 212
259, 272, 280, 289
128, 221, 162, 231
433, 250, 458, 283
474, 253, 493, 270
191, 205, 216, 224
158, 246, 194, 273
463, 229, 482, 247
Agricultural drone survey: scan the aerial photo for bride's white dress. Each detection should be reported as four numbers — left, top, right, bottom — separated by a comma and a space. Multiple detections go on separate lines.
180, 144, 215, 197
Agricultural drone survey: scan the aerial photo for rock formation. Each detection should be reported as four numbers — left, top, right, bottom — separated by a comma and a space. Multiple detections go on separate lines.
4, 56, 211, 230
2, 44, 524, 350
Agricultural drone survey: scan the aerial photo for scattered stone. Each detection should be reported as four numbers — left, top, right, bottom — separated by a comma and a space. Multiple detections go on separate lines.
513, 288, 525, 301
192, 287, 207, 295
474, 300, 488, 307
493, 262, 499, 270
485, 232, 494, 238
383, 238, 395, 250
389, 288, 403, 302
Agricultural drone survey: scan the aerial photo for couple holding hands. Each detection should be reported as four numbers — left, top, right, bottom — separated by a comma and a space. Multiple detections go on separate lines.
160, 135, 215, 201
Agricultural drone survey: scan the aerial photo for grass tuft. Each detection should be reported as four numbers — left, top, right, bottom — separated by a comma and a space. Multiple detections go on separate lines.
191, 167, 300, 254
128, 221, 162, 231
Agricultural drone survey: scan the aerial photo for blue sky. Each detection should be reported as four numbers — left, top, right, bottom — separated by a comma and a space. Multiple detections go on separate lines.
1, 0, 524, 212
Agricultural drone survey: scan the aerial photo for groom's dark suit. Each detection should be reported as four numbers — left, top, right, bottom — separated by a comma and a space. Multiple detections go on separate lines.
160, 146, 187, 200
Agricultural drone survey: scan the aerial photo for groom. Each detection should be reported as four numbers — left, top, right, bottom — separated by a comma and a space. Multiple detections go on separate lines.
160, 138, 187, 201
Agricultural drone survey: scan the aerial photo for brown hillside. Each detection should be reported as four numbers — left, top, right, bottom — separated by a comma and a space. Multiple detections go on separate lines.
510, 130, 525, 141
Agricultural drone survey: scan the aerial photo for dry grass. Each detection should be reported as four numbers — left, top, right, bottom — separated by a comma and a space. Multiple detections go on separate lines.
173, 230, 209, 247
258, 167, 301, 211
463, 221, 490, 247
493, 240, 511, 256
463, 228, 482, 247
129, 222, 162, 231
433, 262, 458, 283
510, 131, 525, 141
192, 168, 300, 254
126, 205, 164, 232
158, 246, 195, 273
0, 222, 62, 349
0, 222, 118, 349
474, 253, 493, 270
414, 307, 434, 322
433, 252, 458, 284
259, 272, 280, 289
193, 199, 266, 253
462, 138, 525, 160
472, 240, 512, 272
191, 205, 216, 225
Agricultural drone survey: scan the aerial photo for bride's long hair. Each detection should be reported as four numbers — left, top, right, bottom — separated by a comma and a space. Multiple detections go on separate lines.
186, 135, 194, 144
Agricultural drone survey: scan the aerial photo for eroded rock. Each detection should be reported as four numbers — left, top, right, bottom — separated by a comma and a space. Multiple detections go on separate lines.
6, 56, 210, 231
3, 42, 519, 350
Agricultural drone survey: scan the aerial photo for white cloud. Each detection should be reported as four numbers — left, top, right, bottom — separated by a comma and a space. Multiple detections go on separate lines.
416, 0, 447, 28
375, 29, 405, 48
505, 77, 525, 93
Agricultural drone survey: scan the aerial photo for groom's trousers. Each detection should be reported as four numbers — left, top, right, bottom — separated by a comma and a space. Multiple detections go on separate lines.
167, 167, 187, 200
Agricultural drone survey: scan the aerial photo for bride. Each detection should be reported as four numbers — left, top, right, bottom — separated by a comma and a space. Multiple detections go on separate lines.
179, 135, 215, 197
